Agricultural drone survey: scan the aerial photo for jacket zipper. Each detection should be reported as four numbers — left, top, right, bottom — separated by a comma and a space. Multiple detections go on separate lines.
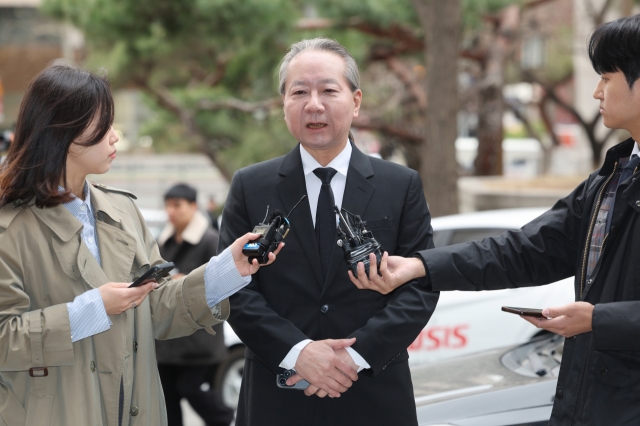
579, 162, 618, 298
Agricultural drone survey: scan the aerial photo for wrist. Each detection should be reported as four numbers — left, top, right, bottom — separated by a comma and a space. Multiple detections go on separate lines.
412, 257, 426, 280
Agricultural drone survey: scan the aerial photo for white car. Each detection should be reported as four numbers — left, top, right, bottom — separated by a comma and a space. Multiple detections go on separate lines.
408, 208, 574, 367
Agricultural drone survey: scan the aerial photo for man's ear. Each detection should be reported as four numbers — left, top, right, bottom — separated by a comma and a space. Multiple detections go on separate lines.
353, 89, 363, 117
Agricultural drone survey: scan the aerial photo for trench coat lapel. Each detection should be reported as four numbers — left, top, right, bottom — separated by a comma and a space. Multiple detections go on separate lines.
90, 185, 137, 283
28, 204, 104, 286
276, 146, 325, 288
322, 145, 375, 294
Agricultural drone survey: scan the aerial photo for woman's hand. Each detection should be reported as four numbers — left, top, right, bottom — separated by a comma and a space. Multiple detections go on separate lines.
98, 281, 158, 315
230, 232, 284, 277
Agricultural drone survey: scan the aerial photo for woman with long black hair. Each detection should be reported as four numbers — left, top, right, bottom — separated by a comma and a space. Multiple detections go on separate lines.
0, 65, 278, 426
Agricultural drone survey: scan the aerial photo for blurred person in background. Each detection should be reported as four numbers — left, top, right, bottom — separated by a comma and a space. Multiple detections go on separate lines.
0, 65, 280, 426
156, 183, 233, 426
207, 195, 220, 232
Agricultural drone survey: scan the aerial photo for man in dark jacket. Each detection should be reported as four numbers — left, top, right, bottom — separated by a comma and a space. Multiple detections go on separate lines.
349, 15, 640, 426
156, 183, 233, 426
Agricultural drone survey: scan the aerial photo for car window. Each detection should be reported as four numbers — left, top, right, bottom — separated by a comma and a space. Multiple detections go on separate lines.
450, 228, 509, 245
431, 230, 451, 248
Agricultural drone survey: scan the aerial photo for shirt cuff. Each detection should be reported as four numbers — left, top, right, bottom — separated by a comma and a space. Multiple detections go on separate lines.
67, 288, 112, 343
204, 247, 252, 309
279, 339, 313, 370
345, 347, 370, 372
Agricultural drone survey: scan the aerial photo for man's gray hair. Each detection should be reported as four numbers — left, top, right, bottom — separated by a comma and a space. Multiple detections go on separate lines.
278, 38, 360, 96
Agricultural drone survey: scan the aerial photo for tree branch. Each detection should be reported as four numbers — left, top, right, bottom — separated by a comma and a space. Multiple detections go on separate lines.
297, 17, 423, 51
351, 119, 423, 144
537, 98, 561, 147
522, 70, 589, 130
384, 57, 427, 110
584, 0, 616, 26
504, 99, 540, 141
197, 97, 282, 113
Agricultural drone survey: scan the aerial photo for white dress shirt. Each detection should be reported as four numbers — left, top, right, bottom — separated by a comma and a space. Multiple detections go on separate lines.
279, 142, 371, 373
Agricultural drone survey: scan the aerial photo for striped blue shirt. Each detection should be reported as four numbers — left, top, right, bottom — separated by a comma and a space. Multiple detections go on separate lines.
64, 181, 250, 342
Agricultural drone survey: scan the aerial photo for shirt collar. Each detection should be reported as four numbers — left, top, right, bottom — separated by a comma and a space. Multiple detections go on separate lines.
59, 181, 92, 210
633, 141, 640, 158
300, 141, 352, 177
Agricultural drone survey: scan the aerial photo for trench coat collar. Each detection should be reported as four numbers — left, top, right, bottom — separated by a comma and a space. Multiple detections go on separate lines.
88, 183, 123, 224
29, 182, 123, 242
29, 203, 83, 243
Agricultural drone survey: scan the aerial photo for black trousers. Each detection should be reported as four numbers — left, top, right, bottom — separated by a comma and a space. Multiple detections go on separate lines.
158, 364, 234, 426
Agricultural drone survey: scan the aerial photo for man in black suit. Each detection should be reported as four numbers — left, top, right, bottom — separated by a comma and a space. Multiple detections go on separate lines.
218, 37, 439, 426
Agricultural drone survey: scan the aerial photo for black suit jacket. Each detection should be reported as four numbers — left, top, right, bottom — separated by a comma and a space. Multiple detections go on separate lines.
219, 143, 439, 426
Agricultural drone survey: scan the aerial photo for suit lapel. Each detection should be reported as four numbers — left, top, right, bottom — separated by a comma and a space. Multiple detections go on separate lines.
276, 146, 325, 288
323, 145, 375, 292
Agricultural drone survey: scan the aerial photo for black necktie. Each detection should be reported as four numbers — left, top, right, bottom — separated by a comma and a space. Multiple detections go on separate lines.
313, 167, 338, 277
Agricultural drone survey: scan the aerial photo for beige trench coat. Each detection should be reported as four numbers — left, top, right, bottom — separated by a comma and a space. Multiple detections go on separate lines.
0, 183, 229, 426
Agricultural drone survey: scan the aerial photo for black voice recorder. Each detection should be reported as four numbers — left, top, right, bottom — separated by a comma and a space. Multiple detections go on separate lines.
335, 207, 384, 278
242, 195, 307, 264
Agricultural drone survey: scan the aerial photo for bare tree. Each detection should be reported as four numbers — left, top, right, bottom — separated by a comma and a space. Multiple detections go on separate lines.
413, 0, 461, 216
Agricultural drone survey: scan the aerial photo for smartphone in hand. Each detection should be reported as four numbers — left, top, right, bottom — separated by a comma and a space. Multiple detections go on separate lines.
129, 262, 175, 288
502, 306, 545, 318
276, 369, 310, 390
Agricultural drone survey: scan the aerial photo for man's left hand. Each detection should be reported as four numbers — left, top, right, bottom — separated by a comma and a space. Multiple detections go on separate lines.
230, 232, 284, 276
521, 302, 594, 338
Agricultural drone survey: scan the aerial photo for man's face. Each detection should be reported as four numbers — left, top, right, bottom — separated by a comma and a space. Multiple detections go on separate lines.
593, 71, 640, 132
282, 50, 362, 153
165, 198, 197, 230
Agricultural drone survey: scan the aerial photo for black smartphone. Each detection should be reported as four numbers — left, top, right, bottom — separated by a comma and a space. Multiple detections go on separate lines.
276, 369, 310, 390
502, 306, 545, 318
129, 262, 175, 288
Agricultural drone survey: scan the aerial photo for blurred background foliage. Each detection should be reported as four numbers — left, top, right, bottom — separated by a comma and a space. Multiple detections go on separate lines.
42, 0, 531, 180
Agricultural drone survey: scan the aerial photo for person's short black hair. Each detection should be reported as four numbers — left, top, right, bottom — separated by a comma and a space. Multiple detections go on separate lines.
589, 14, 640, 89
164, 183, 197, 203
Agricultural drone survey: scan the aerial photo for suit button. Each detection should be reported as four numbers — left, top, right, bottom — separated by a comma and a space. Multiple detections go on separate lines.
600, 367, 608, 374
320, 304, 329, 314
556, 389, 563, 399
133, 342, 138, 353
130, 406, 139, 416
636, 201, 640, 207
90, 361, 96, 373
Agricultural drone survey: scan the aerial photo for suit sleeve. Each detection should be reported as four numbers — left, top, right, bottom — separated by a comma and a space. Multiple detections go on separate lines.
418, 175, 592, 292
349, 171, 440, 376
219, 170, 310, 372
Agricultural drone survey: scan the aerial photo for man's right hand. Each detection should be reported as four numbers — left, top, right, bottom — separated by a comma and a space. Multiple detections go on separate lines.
287, 338, 358, 398
349, 252, 426, 294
